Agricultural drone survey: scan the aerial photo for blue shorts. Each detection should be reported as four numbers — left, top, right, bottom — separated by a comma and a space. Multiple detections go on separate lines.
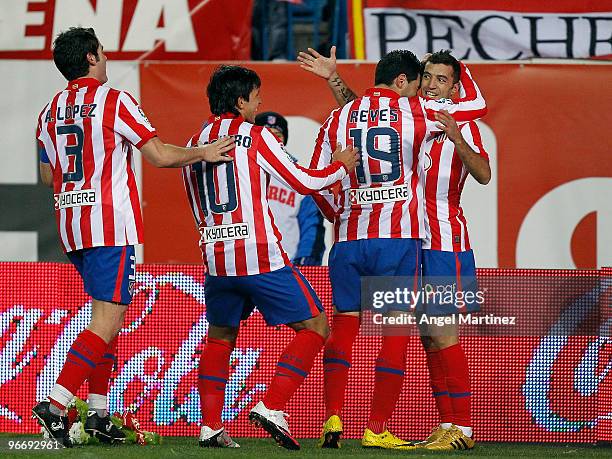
420, 249, 480, 315
67, 245, 136, 305
204, 265, 323, 327
328, 238, 422, 313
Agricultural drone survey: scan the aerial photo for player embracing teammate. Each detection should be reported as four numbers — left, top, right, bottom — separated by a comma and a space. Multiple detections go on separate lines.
181, 65, 358, 450
299, 47, 489, 450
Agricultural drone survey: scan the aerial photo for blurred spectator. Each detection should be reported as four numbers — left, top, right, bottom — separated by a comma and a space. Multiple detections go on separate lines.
252, 0, 289, 60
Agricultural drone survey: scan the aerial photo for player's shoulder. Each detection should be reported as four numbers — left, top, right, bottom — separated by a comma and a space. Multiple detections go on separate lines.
105, 87, 140, 106
460, 120, 481, 133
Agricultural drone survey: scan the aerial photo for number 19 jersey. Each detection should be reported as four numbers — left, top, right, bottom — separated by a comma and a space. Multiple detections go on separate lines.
310, 65, 487, 243
182, 113, 347, 276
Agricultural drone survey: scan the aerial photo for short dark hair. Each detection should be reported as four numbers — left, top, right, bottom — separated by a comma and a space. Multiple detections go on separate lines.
374, 50, 421, 86
53, 27, 100, 81
425, 50, 461, 84
207, 65, 261, 116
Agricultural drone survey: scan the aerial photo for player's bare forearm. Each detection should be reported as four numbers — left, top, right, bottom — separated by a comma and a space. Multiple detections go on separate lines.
328, 73, 358, 106
39, 162, 53, 188
453, 138, 491, 185
141, 137, 234, 168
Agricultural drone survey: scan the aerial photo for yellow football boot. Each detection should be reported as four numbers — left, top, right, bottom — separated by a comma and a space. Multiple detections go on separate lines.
415, 425, 448, 447
425, 425, 475, 451
362, 429, 416, 450
318, 415, 343, 448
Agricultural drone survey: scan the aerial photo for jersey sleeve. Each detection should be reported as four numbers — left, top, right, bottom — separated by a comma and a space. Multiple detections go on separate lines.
461, 121, 489, 161
36, 115, 50, 163
309, 111, 341, 222
39, 145, 50, 163
422, 63, 487, 122
254, 126, 347, 195
114, 91, 157, 149
36, 104, 50, 163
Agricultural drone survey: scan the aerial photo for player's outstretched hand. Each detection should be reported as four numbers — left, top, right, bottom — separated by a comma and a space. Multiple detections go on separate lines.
332, 143, 360, 173
198, 137, 235, 163
297, 46, 337, 80
434, 110, 462, 144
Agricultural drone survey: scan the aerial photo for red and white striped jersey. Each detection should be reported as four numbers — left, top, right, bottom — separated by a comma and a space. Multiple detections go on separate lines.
422, 121, 489, 252
310, 69, 487, 243
36, 78, 156, 253
182, 113, 347, 276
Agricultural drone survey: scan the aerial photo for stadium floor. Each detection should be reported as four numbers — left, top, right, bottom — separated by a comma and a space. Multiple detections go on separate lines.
1, 435, 611, 458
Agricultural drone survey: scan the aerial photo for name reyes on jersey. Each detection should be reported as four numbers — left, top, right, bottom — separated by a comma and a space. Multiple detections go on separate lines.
349, 108, 398, 123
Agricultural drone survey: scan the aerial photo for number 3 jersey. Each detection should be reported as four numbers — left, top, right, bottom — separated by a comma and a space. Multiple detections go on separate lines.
310, 65, 487, 243
182, 113, 347, 276
36, 78, 156, 253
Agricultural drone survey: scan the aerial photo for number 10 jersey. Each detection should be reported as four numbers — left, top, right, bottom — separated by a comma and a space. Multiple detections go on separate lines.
182, 113, 347, 276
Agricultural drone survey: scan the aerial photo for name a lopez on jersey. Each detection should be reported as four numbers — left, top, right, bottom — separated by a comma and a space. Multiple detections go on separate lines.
44, 103, 97, 122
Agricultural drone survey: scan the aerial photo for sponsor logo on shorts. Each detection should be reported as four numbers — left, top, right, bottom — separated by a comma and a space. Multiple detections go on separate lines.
349, 184, 409, 205
128, 254, 136, 296
202, 223, 250, 244
54, 189, 97, 210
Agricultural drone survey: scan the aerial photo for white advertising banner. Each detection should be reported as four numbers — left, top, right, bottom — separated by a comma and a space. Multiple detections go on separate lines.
363, 8, 612, 60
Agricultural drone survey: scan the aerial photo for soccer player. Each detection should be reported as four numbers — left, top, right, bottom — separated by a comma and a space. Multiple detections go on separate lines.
413, 50, 490, 451
181, 65, 358, 450
299, 47, 490, 451
298, 48, 487, 449
254, 111, 326, 265
32, 27, 235, 447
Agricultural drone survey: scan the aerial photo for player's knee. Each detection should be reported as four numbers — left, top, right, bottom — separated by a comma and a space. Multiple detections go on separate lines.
89, 300, 126, 343
307, 313, 330, 340
208, 325, 239, 344
430, 334, 458, 350
420, 334, 434, 350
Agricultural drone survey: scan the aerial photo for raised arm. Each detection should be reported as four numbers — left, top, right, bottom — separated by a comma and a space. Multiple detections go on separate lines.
255, 127, 357, 195
298, 46, 358, 106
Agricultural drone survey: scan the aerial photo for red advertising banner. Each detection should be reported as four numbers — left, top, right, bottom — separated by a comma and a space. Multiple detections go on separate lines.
0, 0, 253, 60
0, 263, 610, 441
139, 62, 612, 269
